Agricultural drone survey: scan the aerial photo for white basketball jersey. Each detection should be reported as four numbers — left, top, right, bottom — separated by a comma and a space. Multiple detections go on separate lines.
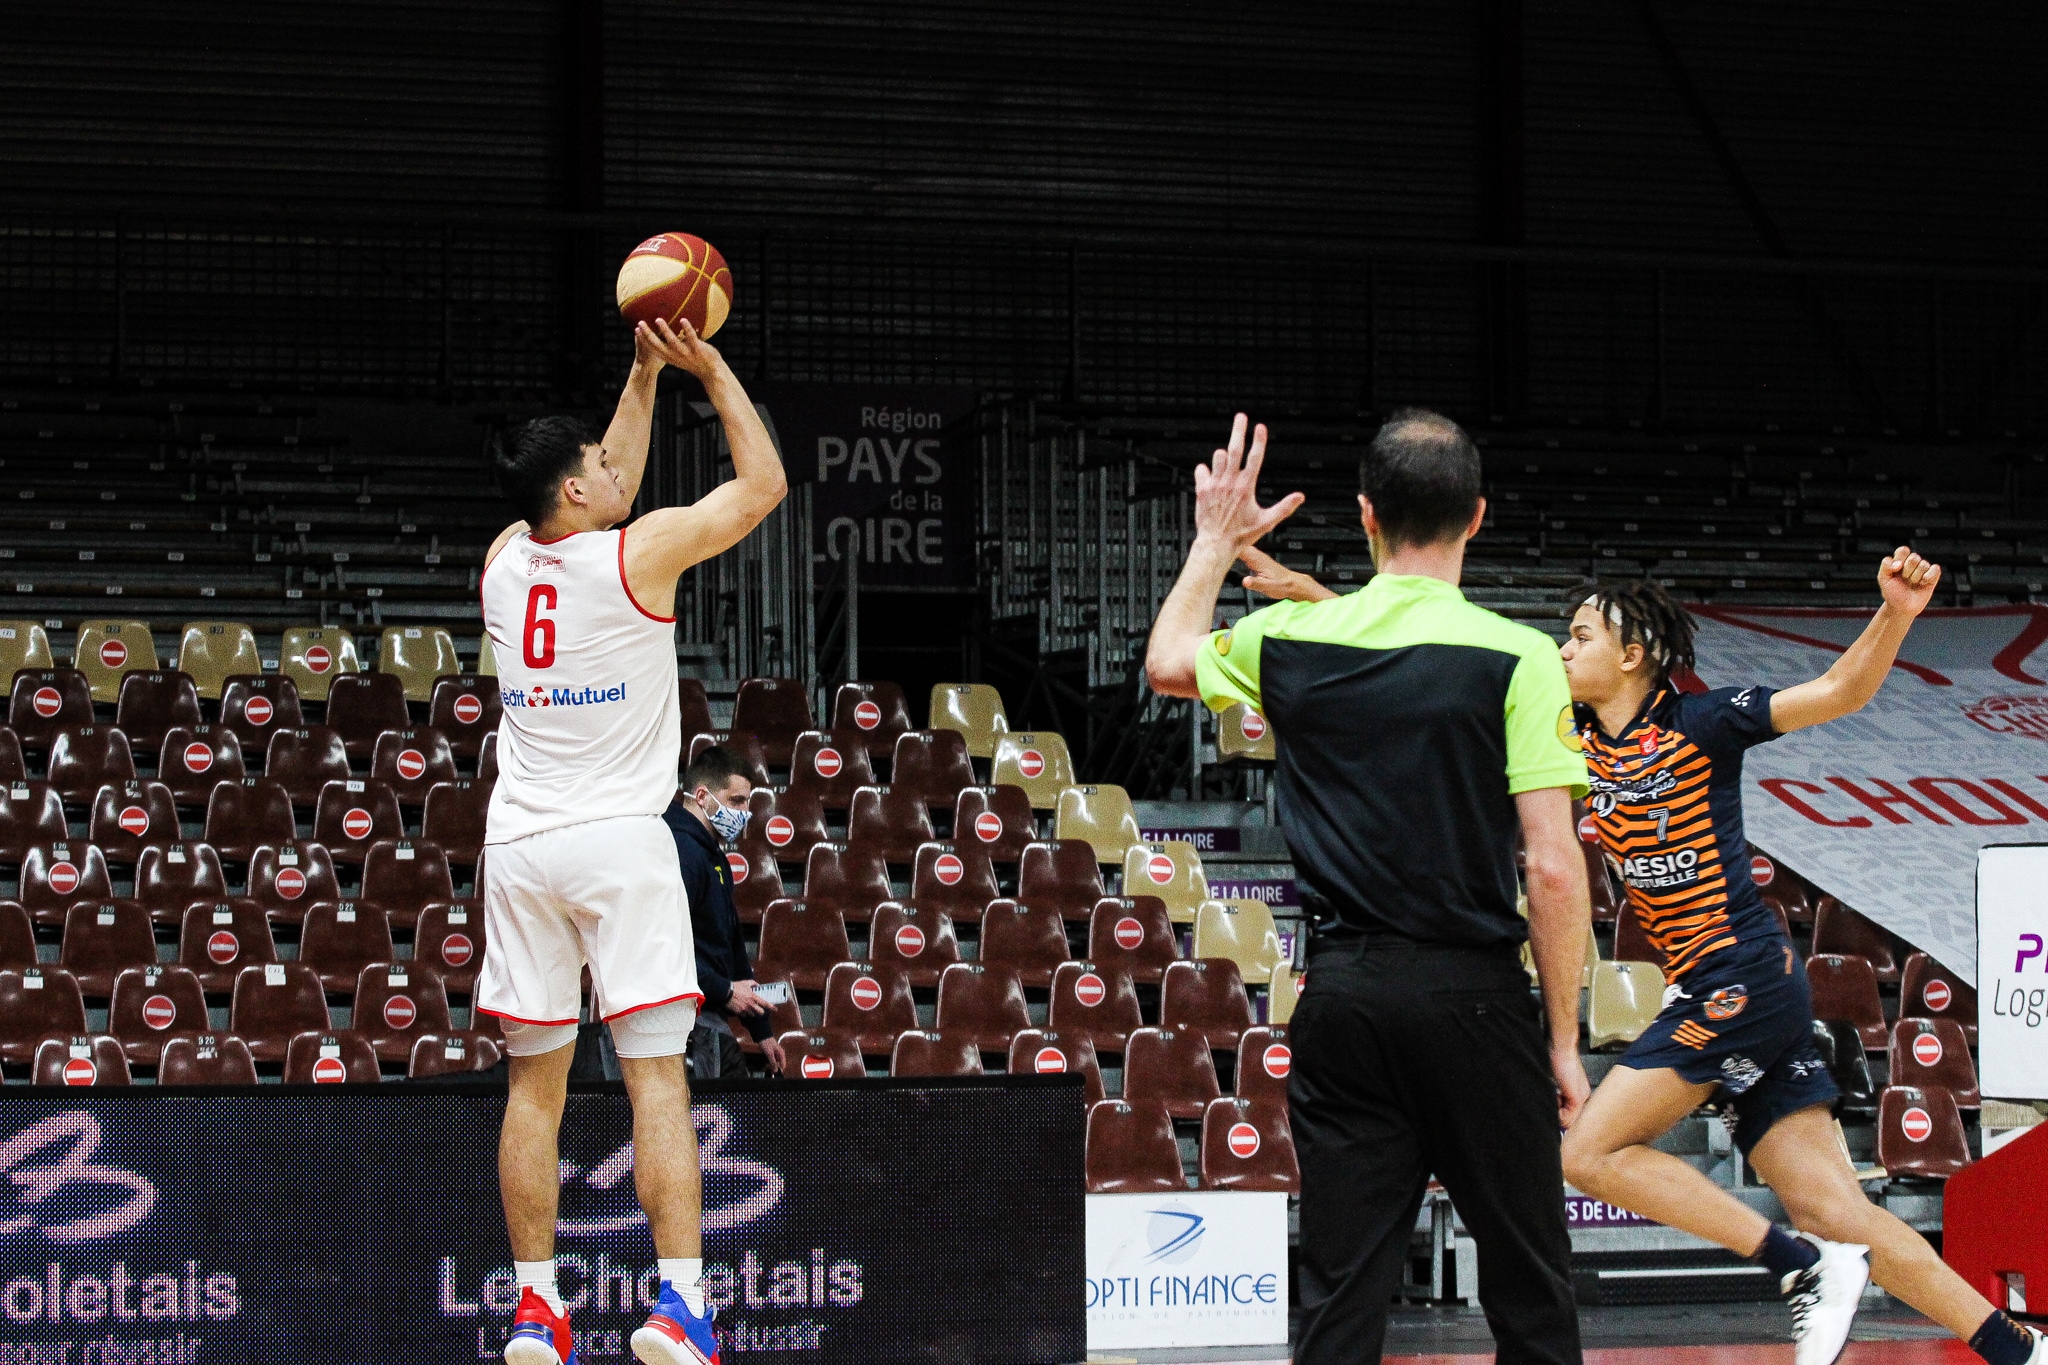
481, 529, 681, 843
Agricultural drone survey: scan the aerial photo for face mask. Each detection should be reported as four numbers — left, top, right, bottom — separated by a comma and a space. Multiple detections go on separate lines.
706, 800, 750, 843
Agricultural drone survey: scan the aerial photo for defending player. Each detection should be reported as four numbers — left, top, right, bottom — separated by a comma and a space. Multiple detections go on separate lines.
1240, 544, 2044, 1365
480, 316, 786, 1365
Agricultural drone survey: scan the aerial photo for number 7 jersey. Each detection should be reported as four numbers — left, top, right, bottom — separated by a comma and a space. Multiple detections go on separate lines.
481, 528, 683, 843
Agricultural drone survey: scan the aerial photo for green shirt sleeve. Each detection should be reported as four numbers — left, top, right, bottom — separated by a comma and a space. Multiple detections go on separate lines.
1504, 640, 1590, 797
1194, 600, 1293, 713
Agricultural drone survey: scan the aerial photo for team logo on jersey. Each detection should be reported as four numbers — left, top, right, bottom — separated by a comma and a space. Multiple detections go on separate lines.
1718, 1055, 1764, 1094
501, 682, 629, 708
525, 553, 565, 576
1214, 629, 1233, 657
1556, 706, 1583, 752
1704, 985, 1748, 1021
1730, 688, 1758, 710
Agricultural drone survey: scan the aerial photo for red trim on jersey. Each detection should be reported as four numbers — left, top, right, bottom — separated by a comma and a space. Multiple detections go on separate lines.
475, 1005, 579, 1027
602, 989, 704, 1023
527, 530, 582, 546
617, 528, 677, 623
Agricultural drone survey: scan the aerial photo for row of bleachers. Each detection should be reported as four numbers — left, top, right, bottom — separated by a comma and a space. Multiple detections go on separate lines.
26, 1030, 500, 1085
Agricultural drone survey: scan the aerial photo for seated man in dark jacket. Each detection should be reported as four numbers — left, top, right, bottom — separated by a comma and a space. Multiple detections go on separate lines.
662, 745, 785, 1078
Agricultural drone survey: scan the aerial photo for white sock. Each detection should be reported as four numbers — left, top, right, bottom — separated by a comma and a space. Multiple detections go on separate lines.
658, 1258, 705, 1315
514, 1259, 563, 1315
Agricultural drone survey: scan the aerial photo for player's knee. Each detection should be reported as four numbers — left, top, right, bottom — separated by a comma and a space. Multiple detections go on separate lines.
1559, 1135, 1611, 1194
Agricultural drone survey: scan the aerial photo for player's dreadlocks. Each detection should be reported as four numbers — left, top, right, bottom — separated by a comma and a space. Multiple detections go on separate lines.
1581, 579, 1697, 683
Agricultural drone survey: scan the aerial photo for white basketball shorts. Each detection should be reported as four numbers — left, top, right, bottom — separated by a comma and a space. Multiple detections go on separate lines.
475, 813, 703, 1027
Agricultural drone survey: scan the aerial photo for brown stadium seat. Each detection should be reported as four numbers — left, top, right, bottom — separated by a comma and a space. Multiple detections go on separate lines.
1748, 848, 1812, 926
739, 785, 829, 866
1583, 840, 1622, 924
326, 673, 411, 763
351, 962, 453, 1062
832, 681, 915, 763
280, 626, 361, 703
0, 901, 34, 968
219, 675, 305, 758
107, 965, 208, 1066
181, 899, 280, 994
201, 778, 296, 864
0, 621, 57, 692
1815, 1019, 1879, 1117
753, 899, 853, 991
1084, 1099, 1184, 1194
74, 621, 159, 704
115, 671, 204, 756
157, 724, 246, 806
408, 1031, 504, 1078
1877, 1084, 1971, 1180
1586, 960, 1663, 1050
778, 1029, 865, 1080
934, 962, 1031, 1051
819, 962, 918, 1055
478, 732, 500, 783
952, 784, 1036, 863
843, 785, 934, 865
1193, 899, 1285, 984
284, 1030, 382, 1084
927, 683, 1009, 759
1123, 841, 1210, 923
9, 668, 94, 753
1087, 895, 1181, 985
19, 840, 115, 924
991, 732, 1077, 810
676, 677, 713, 740
1200, 1096, 1301, 1192
731, 677, 814, 768
134, 843, 228, 923
867, 902, 961, 988
0, 968, 89, 1065
360, 840, 455, 928
265, 726, 352, 808
89, 780, 180, 865
891, 730, 977, 812
1812, 897, 1900, 983
34, 1035, 134, 1087
1124, 1026, 1223, 1118
889, 1030, 983, 1077
979, 899, 1073, 988
786, 730, 876, 810
246, 840, 341, 924
428, 675, 502, 761
725, 847, 785, 925
1215, 703, 1276, 763
0, 727, 23, 783
908, 839, 1000, 919
1236, 1025, 1294, 1104
173, 622, 263, 702
1018, 841, 1106, 921
371, 727, 459, 808
46, 725, 138, 804
1054, 784, 1145, 865
1049, 961, 1144, 1053
421, 781, 490, 865
687, 731, 772, 789
299, 901, 397, 993
1899, 951, 1976, 1043
1888, 1018, 1979, 1109
314, 779, 405, 867
1611, 906, 1666, 971
59, 901, 159, 997
1, 781, 69, 863
415, 902, 487, 994
1008, 1028, 1105, 1101
377, 627, 461, 704
801, 841, 892, 924
732, 971, 803, 1057
1808, 954, 1888, 1051
157, 1033, 259, 1085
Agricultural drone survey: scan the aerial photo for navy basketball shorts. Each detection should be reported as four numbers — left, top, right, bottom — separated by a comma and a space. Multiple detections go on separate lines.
1619, 934, 1839, 1155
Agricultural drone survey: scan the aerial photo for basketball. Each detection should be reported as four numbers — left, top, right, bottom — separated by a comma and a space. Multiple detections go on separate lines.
615, 231, 733, 338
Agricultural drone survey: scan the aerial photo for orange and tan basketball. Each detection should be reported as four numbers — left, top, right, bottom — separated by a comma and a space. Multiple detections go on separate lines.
615, 232, 733, 338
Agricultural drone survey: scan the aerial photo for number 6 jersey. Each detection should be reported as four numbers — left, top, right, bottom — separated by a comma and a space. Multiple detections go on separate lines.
481, 528, 683, 844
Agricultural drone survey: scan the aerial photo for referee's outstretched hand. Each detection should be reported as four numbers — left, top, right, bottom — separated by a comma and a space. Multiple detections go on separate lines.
1193, 413, 1305, 553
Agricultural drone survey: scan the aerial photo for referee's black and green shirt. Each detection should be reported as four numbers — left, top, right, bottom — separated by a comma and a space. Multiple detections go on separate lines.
1197, 573, 1588, 948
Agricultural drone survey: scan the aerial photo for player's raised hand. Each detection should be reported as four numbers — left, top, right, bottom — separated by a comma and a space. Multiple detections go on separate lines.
1193, 413, 1305, 554
1239, 545, 1336, 603
636, 317, 726, 382
1878, 545, 1940, 617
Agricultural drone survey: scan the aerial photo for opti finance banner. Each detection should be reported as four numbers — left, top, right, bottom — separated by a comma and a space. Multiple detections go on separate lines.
0, 1079, 1083, 1365
1692, 604, 2048, 984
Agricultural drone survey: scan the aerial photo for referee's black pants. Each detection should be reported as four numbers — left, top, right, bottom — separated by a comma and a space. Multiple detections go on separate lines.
1290, 937, 1582, 1365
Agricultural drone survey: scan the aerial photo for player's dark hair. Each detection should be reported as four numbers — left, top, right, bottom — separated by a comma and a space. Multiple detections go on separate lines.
1357, 408, 1483, 549
493, 415, 597, 528
684, 744, 752, 794
1583, 579, 1697, 683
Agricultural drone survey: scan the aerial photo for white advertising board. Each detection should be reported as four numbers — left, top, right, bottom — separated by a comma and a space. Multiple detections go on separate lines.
1977, 844, 2048, 1100
1084, 1191, 1289, 1349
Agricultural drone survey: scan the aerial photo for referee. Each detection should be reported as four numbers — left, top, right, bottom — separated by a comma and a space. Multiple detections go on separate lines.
1146, 411, 1593, 1365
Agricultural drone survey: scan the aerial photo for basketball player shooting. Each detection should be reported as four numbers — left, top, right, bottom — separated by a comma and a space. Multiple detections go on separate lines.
479, 316, 786, 1365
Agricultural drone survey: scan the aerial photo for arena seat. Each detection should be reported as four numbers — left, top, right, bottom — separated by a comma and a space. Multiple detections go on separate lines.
753, 899, 853, 991
890, 730, 978, 812
1199, 1097, 1300, 1192
326, 673, 411, 762
352, 962, 453, 1062
725, 848, 785, 925
1048, 961, 1144, 1053
1814, 1020, 1879, 1118
908, 839, 1000, 919
280, 626, 361, 703
991, 732, 1076, 809
0, 968, 89, 1065
1161, 959, 1254, 1050
1748, 849, 1812, 926
867, 902, 961, 988
1018, 841, 1106, 921
1215, 703, 1276, 763
1086, 895, 1181, 985
1585, 960, 1663, 1049
843, 785, 935, 864
59, 901, 158, 997
220, 675, 304, 757
181, 899, 280, 993
1877, 1084, 1971, 1180
34, 1035, 134, 1087
1888, 1018, 1979, 1109
739, 785, 829, 866
933, 963, 1031, 1051
0, 781, 68, 863
19, 840, 115, 924
1084, 1099, 1183, 1193
284, 1030, 382, 1084
1808, 953, 1888, 1050
89, 780, 180, 864
157, 1033, 258, 1085
1235, 1025, 1293, 1106
158, 725, 246, 806
1267, 962, 1302, 1025
832, 681, 914, 762
107, 965, 208, 1065
1812, 897, 1901, 983
731, 677, 813, 768
1611, 905, 1666, 971
201, 778, 296, 863
174, 622, 262, 701
778, 1029, 865, 1080
889, 1030, 983, 1077
8, 668, 93, 753
313, 779, 405, 866
786, 730, 876, 809
421, 780, 490, 865
818, 962, 918, 1055
1007, 1028, 1104, 1101
414, 902, 486, 994
478, 731, 499, 782
427, 676, 501, 760
359, 840, 455, 928
1192, 899, 1284, 983
408, 1031, 504, 1079
928, 683, 1008, 759
377, 627, 460, 703
732, 973, 804, 1056
953, 784, 1035, 862
266, 726, 353, 808
0, 901, 33, 969
474, 633, 499, 679
1054, 784, 1144, 865
1122, 841, 1210, 923
0, 621, 56, 691
115, 671, 203, 755
1123, 1026, 1222, 1119
299, 902, 397, 993
978, 900, 1072, 988
1583, 842, 1622, 925
47, 725, 138, 804
74, 621, 159, 703
0, 728, 22, 784
675, 677, 712, 739
687, 732, 772, 789
801, 841, 892, 924
371, 727, 459, 807
134, 843, 228, 922
1899, 951, 1977, 1043
245, 841, 340, 924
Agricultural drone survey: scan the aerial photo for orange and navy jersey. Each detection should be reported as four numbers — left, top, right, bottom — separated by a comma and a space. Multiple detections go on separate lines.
1575, 685, 1784, 980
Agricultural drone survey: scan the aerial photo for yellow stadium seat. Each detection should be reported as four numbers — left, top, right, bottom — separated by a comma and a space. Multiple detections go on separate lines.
377, 626, 461, 703
1267, 961, 1302, 1025
1122, 840, 1210, 923
990, 731, 1076, 809
1215, 703, 1276, 762
1053, 783, 1144, 865
280, 627, 362, 703
1586, 960, 1663, 1050
175, 622, 262, 701
73, 621, 159, 704
1192, 899, 1284, 983
1583, 924, 1602, 988
0, 621, 56, 692
928, 683, 1009, 759
475, 631, 498, 678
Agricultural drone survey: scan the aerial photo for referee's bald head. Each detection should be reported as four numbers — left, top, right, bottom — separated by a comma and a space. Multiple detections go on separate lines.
1358, 408, 1482, 550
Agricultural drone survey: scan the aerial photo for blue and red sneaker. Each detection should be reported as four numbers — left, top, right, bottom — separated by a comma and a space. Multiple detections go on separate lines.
505, 1287, 578, 1365
630, 1281, 718, 1365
